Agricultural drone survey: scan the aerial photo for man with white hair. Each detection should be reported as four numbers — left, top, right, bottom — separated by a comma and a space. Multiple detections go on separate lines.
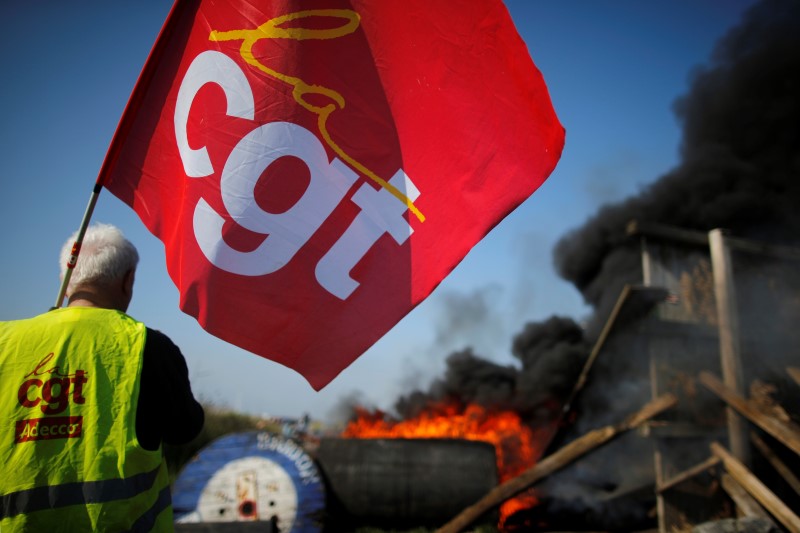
0, 223, 204, 532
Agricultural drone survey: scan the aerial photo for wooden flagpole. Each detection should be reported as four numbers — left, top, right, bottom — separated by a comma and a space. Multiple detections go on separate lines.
52, 182, 103, 310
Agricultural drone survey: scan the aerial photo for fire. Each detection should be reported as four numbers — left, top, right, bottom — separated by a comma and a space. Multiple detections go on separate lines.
343, 402, 547, 528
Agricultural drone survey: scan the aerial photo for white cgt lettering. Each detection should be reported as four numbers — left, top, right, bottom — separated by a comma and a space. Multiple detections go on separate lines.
175, 50, 255, 177
176, 51, 419, 298
316, 170, 419, 299
193, 122, 359, 275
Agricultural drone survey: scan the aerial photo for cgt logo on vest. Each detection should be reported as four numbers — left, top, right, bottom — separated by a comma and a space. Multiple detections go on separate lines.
14, 352, 89, 444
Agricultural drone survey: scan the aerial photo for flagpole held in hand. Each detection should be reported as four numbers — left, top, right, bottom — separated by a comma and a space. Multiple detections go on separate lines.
52, 182, 103, 310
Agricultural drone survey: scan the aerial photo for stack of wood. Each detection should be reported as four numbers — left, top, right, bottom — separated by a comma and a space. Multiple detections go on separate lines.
434, 367, 800, 533
690, 370, 800, 533
435, 228, 800, 532
436, 393, 678, 533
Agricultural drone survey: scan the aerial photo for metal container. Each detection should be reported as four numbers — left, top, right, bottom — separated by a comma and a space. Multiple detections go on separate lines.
315, 438, 497, 528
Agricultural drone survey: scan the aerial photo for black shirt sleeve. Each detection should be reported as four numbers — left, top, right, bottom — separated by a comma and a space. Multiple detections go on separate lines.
136, 328, 205, 451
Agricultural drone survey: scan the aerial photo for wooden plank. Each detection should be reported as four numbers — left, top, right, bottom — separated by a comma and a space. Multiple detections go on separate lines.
724, 235, 800, 262
557, 285, 665, 423
627, 220, 800, 261
711, 442, 800, 533
543, 285, 666, 458
709, 229, 749, 463
750, 431, 800, 497
699, 371, 800, 456
789, 367, 800, 387
626, 220, 710, 247
656, 456, 720, 493
558, 284, 634, 421
435, 393, 678, 533
720, 473, 773, 521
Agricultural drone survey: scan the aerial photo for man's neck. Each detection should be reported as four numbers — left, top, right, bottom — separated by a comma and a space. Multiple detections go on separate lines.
67, 288, 124, 311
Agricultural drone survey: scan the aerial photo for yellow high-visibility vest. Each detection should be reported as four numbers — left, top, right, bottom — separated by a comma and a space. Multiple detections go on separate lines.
0, 307, 172, 532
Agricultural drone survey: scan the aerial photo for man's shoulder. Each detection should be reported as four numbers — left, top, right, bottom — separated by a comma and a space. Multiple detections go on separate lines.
145, 327, 178, 347
143, 327, 186, 362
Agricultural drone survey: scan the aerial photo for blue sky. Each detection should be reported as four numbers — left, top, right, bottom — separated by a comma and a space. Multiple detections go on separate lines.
0, 1, 758, 420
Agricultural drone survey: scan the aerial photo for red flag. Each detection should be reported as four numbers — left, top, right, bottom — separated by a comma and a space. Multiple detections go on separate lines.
101, 0, 564, 390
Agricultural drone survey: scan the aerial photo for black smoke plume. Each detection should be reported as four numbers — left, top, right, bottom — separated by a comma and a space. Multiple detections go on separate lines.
394, 317, 589, 423
349, 0, 800, 448
555, 0, 800, 331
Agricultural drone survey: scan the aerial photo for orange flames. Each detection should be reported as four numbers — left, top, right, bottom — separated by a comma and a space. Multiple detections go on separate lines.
343, 402, 548, 528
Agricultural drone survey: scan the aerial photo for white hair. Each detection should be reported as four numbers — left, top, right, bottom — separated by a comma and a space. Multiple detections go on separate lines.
60, 223, 139, 292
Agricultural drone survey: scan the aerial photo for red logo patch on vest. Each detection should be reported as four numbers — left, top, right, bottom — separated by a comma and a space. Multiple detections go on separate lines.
14, 353, 88, 444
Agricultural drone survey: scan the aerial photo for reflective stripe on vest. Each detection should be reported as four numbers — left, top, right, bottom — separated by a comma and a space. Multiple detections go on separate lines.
0, 463, 162, 519
127, 485, 172, 533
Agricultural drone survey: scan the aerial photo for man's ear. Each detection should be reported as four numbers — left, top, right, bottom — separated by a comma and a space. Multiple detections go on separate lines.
123, 269, 136, 299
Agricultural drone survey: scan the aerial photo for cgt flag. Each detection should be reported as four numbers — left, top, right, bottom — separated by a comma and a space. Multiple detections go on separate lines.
101, 0, 564, 390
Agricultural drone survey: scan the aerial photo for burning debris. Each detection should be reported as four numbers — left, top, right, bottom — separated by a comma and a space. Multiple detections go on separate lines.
435, 394, 678, 533
343, 401, 547, 527
338, 0, 800, 530
394, 316, 589, 427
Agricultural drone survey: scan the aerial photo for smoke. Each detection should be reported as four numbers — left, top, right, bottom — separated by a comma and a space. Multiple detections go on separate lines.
394, 316, 589, 423
344, 0, 800, 420
344, 3, 800, 512
396, 348, 518, 419
510, 317, 589, 420
431, 286, 509, 359
555, 0, 800, 325
329, 390, 376, 425
538, 0, 800, 511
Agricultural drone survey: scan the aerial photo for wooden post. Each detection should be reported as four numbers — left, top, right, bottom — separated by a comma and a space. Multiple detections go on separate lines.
709, 229, 749, 464
435, 393, 677, 533
641, 234, 653, 286
711, 442, 800, 533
